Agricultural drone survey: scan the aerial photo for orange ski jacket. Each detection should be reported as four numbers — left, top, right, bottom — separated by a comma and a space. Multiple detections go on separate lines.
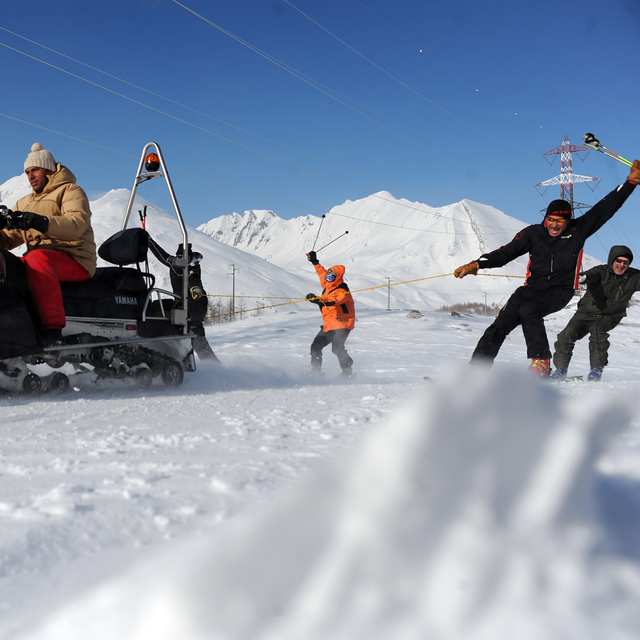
314, 263, 355, 331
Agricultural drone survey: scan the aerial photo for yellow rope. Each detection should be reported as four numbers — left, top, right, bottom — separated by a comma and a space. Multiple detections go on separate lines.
204, 272, 525, 320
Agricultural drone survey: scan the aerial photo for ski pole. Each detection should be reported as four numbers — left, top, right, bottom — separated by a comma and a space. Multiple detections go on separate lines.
138, 205, 147, 230
316, 231, 349, 253
311, 214, 326, 251
583, 133, 633, 167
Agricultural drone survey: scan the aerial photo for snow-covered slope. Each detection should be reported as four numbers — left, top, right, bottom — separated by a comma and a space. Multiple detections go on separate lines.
0, 173, 31, 206
1, 174, 640, 637
89, 189, 313, 304
199, 191, 601, 310
7, 307, 640, 640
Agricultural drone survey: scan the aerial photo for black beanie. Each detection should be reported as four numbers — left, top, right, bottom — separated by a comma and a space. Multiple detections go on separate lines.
546, 199, 572, 218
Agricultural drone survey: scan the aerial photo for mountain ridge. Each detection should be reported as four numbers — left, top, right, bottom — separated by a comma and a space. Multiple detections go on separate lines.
198, 191, 601, 309
0, 177, 600, 311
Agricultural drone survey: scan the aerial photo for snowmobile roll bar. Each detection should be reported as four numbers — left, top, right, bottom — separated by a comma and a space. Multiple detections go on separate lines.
121, 142, 190, 333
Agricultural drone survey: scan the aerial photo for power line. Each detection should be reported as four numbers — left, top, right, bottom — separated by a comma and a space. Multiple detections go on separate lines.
0, 40, 523, 233
0, 25, 479, 198
169, 1, 536, 192
0, 111, 507, 237
281, 0, 536, 158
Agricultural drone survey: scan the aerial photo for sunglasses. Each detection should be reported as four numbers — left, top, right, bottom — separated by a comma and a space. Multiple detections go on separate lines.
615, 258, 630, 266
546, 216, 568, 224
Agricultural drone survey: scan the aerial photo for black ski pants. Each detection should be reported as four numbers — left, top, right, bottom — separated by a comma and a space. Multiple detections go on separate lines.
470, 285, 574, 364
553, 311, 622, 369
310, 327, 353, 371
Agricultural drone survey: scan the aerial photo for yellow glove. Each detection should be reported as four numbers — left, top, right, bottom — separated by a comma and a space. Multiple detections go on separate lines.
190, 286, 205, 300
627, 159, 640, 185
454, 261, 479, 279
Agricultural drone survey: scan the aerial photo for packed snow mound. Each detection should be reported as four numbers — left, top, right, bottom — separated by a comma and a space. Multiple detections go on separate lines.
18, 367, 640, 640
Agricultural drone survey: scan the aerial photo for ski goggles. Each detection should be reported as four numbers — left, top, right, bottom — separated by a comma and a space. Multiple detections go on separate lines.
545, 215, 569, 224
325, 271, 337, 282
189, 252, 203, 267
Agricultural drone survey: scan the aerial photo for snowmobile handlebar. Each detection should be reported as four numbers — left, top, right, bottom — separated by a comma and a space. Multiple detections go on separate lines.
0, 205, 12, 230
0, 207, 29, 231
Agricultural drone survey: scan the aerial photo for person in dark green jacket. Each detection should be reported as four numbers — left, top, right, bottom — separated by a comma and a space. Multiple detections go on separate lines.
551, 245, 640, 381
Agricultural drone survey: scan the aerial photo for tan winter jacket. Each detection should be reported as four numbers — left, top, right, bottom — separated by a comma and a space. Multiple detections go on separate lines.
1, 163, 97, 276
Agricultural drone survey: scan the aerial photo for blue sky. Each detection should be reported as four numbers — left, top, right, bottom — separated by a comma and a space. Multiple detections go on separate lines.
0, 0, 638, 262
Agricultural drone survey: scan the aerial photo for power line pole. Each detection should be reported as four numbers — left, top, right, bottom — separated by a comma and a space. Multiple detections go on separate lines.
385, 277, 391, 311
228, 264, 238, 320
534, 135, 599, 212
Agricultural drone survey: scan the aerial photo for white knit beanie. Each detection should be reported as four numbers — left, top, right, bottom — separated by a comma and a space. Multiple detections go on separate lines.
24, 142, 56, 173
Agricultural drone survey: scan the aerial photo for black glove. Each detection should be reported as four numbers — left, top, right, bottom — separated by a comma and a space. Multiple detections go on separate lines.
307, 251, 319, 265
0, 215, 7, 231
10, 211, 49, 233
306, 293, 322, 306
593, 296, 607, 312
190, 285, 205, 300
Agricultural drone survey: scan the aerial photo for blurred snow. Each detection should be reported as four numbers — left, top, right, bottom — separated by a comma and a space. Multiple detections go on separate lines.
14, 365, 640, 640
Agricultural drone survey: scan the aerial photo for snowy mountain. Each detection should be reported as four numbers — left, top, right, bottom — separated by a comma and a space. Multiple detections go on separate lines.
0, 173, 31, 206
1, 176, 601, 313
198, 191, 601, 310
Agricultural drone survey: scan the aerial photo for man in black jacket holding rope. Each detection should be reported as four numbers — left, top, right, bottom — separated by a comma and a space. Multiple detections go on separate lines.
454, 159, 640, 376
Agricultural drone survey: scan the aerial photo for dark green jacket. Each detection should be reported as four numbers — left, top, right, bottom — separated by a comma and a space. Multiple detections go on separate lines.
578, 245, 640, 317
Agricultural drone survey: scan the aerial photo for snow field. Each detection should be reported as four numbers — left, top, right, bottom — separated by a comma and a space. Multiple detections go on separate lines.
2, 304, 640, 638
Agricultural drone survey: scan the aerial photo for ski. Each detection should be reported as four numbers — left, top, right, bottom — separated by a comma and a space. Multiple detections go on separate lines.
549, 375, 584, 383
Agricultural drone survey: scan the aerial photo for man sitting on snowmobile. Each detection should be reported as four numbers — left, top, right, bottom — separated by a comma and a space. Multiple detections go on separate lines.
0, 143, 96, 348
147, 237, 220, 363
453, 158, 640, 376
306, 251, 355, 376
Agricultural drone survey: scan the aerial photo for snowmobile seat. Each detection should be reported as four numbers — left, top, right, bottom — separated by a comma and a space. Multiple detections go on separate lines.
61, 228, 156, 320
61, 267, 154, 319
98, 227, 150, 266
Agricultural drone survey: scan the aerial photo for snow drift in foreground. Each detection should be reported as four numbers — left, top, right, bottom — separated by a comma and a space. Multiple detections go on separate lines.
19, 367, 640, 640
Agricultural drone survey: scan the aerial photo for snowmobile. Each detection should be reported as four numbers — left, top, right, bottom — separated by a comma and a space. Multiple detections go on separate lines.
0, 142, 200, 394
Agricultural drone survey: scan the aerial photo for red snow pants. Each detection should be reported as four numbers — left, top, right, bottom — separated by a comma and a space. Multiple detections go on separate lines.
22, 249, 89, 330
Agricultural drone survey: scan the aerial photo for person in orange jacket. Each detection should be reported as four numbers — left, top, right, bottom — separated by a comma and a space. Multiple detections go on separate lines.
306, 250, 355, 376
